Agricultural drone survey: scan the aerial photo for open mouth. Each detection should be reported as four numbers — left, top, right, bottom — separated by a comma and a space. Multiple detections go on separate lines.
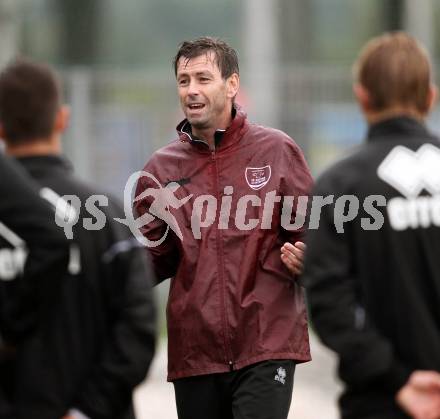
188, 103, 205, 110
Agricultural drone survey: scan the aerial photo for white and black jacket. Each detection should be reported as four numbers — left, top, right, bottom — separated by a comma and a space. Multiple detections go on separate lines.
9, 155, 156, 419
0, 154, 69, 419
302, 116, 440, 419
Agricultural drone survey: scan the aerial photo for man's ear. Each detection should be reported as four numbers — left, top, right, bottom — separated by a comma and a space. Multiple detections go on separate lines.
353, 83, 372, 114
426, 84, 438, 114
226, 73, 240, 99
54, 105, 70, 134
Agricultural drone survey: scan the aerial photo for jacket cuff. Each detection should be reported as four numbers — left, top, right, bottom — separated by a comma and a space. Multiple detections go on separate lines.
69, 409, 91, 419
73, 401, 101, 419
378, 360, 411, 394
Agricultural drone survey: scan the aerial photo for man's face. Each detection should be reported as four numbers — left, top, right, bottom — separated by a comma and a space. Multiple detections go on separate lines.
176, 51, 237, 130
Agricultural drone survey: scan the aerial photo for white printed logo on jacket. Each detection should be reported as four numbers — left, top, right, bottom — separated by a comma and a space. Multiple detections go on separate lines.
377, 144, 440, 230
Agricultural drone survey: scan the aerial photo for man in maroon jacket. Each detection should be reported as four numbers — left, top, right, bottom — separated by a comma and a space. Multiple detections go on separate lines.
134, 37, 312, 419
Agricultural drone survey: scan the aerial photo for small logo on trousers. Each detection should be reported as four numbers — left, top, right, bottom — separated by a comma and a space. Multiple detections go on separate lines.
274, 367, 286, 385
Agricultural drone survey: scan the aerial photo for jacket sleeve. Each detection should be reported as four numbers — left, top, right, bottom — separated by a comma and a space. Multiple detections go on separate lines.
279, 138, 313, 248
133, 164, 180, 284
74, 237, 156, 419
0, 155, 68, 338
301, 178, 411, 395
0, 386, 13, 419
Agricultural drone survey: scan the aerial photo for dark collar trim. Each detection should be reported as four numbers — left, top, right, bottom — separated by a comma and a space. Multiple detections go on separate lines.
367, 116, 430, 142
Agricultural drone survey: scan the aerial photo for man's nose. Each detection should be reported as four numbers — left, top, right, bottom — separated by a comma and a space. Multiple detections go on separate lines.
187, 80, 200, 96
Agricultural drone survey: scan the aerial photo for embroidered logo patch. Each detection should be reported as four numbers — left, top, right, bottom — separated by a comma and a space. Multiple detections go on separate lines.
245, 166, 271, 190
274, 366, 286, 385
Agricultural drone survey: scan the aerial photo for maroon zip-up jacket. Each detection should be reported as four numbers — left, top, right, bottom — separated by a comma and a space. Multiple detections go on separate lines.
134, 106, 313, 381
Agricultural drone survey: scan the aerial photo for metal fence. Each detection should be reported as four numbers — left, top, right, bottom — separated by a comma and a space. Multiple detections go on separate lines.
61, 65, 440, 198
61, 69, 177, 200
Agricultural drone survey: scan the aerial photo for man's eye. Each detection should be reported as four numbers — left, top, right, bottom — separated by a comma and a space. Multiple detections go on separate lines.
200, 77, 210, 82
178, 79, 188, 86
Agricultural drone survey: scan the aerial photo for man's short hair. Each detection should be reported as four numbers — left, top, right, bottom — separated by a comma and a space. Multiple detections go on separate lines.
0, 58, 61, 144
353, 32, 432, 113
173, 36, 239, 79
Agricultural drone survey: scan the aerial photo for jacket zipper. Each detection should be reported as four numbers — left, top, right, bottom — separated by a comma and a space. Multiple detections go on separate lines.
211, 148, 234, 370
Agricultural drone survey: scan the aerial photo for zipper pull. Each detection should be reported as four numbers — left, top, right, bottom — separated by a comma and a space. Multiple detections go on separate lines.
229, 361, 234, 371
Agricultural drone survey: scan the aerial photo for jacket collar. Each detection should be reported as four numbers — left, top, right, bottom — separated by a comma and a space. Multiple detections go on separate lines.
367, 116, 431, 142
176, 104, 249, 152
15, 154, 73, 178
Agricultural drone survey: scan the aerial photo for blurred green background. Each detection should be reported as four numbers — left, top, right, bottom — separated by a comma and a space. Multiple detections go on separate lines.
1, 0, 439, 334
2, 1, 438, 181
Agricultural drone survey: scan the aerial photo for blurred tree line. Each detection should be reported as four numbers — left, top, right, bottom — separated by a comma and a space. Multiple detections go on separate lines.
19, 0, 241, 69
11, 0, 438, 70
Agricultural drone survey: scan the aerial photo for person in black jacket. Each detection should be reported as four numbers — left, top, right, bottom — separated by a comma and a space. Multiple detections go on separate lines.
0, 59, 156, 419
301, 32, 440, 419
0, 154, 69, 418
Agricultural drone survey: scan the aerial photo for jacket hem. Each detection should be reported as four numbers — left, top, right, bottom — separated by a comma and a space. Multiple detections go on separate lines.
167, 351, 311, 382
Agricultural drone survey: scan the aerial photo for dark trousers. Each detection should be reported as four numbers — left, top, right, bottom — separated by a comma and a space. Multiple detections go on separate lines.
173, 359, 296, 419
